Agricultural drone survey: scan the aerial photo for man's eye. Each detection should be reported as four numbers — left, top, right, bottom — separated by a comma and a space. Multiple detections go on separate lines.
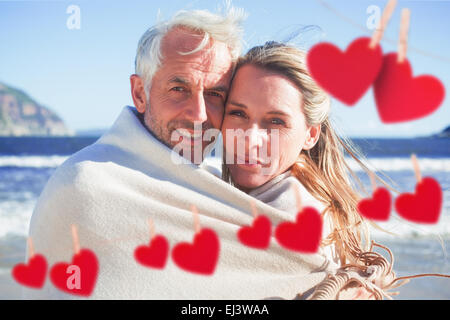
170, 87, 185, 92
207, 91, 223, 98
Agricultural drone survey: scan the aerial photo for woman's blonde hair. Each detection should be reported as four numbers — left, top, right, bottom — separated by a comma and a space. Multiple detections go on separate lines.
223, 41, 398, 266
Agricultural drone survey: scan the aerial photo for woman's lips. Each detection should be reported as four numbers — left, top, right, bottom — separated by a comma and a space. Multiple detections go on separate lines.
234, 156, 266, 169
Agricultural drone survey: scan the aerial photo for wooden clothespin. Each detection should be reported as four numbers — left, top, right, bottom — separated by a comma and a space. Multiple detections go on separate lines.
397, 8, 411, 63
191, 205, 201, 234
71, 224, 81, 255
294, 183, 303, 213
250, 200, 258, 219
369, 170, 378, 193
27, 237, 35, 260
369, 0, 397, 49
411, 153, 422, 183
148, 218, 155, 240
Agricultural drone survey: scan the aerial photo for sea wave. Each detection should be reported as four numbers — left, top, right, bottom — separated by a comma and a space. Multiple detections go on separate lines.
347, 157, 450, 172
0, 200, 34, 238
370, 213, 450, 241
0, 155, 449, 241
0, 155, 449, 171
0, 156, 68, 168
0, 198, 449, 240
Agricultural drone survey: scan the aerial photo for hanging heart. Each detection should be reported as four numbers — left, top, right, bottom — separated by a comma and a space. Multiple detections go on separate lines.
374, 53, 445, 123
12, 254, 47, 289
50, 249, 99, 297
134, 235, 169, 269
307, 37, 383, 105
171, 228, 220, 275
237, 215, 272, 249
274, 207, 323, 254
395, 177, 442, 224
357, 187, 392, 221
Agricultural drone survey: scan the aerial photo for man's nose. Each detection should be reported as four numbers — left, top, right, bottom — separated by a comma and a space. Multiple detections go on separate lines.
183, 92, 208, 124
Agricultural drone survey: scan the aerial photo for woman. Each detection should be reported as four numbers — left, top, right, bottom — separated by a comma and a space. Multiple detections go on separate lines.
219, 42, 450, 299
221, 41, 387, 269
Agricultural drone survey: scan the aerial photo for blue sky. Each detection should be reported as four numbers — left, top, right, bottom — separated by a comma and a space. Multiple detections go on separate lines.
0, 0, 449, 137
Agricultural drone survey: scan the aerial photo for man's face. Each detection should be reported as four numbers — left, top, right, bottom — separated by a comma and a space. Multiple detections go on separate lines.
140, 27, 233, 163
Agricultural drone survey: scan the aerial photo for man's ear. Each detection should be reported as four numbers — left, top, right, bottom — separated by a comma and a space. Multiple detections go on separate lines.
130, 74, 147, 114
302, 124, 321, 150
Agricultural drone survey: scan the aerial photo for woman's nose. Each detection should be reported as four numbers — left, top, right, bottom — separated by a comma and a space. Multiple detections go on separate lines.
247, 124, 268, 150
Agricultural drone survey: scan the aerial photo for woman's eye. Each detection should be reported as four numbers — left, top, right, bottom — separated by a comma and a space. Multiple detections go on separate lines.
228, 110, 245, 118
270, 118, 285, 125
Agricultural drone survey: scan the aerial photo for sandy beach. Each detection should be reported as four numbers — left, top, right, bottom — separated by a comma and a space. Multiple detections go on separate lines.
0, 272, 22, 299
371, 237, 450, 300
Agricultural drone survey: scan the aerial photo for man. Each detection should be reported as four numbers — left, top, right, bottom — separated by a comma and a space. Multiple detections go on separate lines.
24, 8, 339, 300
131, 12, 239, 164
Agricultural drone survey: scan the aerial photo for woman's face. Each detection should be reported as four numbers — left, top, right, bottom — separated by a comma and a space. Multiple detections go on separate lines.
221, 64, 320, 192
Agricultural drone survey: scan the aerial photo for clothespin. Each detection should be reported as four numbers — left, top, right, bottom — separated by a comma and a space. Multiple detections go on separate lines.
27, 237, 35, 260
250, 200, 258, 219
397, 8, 411, 63
148, 218, 155, 240
369, 170, 378, 193
71, 224, 81, 255
369, 0, 397, 49
294, 183, 303, 213
411, 153, 422, 183
191, 205, 201, 234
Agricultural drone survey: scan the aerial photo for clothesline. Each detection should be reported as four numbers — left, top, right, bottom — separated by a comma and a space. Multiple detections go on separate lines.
315, 0, 450, 63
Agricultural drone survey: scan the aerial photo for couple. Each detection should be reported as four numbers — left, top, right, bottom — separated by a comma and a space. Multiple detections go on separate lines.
25, 7, 398, 299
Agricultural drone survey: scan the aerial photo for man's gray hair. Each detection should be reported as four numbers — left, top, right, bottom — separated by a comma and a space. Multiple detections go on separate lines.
135, 5, 247, 97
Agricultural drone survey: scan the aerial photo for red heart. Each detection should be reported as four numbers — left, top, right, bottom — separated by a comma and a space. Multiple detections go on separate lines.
12, 254, 47, 289
395, 177, 442, 224
50, 249, 98, 297
274, 207, 323, 253
357, 187, 392, 221
237, 215, 272, 249
374, 53, 445, 123
171, 228, 220, 275
307, 37, 383, 105
134, 235, 169, 269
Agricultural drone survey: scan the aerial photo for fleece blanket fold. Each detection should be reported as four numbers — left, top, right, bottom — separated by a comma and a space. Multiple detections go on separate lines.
24, 105, 340, 299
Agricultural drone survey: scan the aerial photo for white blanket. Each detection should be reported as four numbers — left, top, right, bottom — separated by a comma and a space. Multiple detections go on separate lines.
23, 106, 338, 299
247, 171, 340, 266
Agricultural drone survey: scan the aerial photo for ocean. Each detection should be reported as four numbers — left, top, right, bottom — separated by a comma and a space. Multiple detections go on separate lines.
0, 136, 449, 299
